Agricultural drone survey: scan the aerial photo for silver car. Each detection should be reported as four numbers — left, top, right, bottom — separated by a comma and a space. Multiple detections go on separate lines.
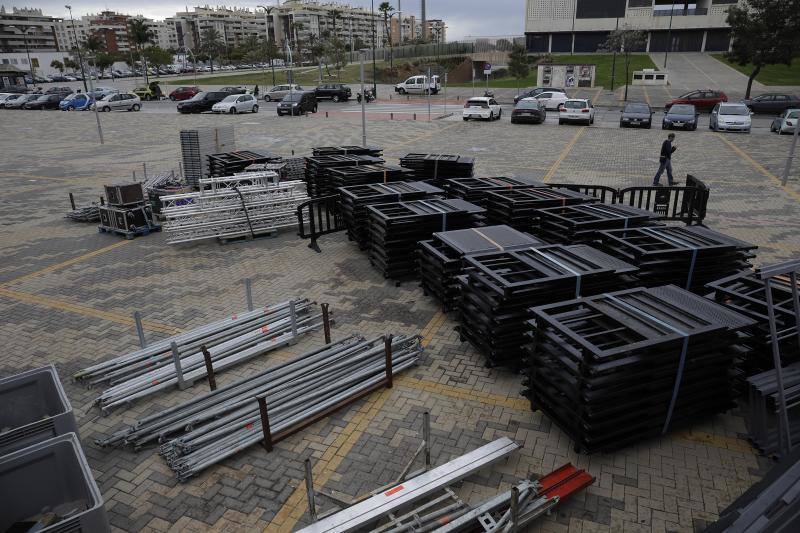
771, 108, 800, 135
263, 84, 303, 102
211, 93, 259, 114
95, 93, 141, 112
0, 93, 27, 108
5, 94, 40, 109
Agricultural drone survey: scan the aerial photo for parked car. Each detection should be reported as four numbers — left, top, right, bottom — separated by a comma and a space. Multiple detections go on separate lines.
770, 109, 800, 135
514, 87, 565, 105
59, 92, 94, 111
45, 86, 72, 95
90, 86, 118, 99
4, 94, 39, 109
95, 93, 141, 112
24, 94, 63, 110
177, 91, 228, 114
535, 91, 570, 111
665, 89, 727, 112
510, 98, 546, 124
663, 104, 698, 130
168, 86, 199, 101
395, 74, 440, 95
743, 93, 800, 114
559, 98, 595, 125
462, 96, 502, 121
314, 83, 352, 102
0, 93, 25, 108
619, 102, 653, 128
220, 86, 247, 94
277, 91, 317, 116
709, 102, 752, 133
132, 86, 155, 100
212, 93, 259, 114
264, 84, 303, 101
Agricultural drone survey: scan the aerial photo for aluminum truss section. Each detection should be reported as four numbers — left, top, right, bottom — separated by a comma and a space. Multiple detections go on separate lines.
197, 171, 279, 192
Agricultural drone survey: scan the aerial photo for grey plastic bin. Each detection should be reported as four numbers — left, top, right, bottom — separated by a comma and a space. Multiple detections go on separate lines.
0, 364, 78, 456
0, 432, 109, 533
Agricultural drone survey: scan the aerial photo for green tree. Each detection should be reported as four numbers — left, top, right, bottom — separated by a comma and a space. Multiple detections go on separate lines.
326, 36, 348, 77
378, 2, 395, 69
93, 52, 115, 77
50, 59, 64, 73
725, 0, 800, 99
63, 57, 78, 72
143, 46, 173, 76
507, 43, 530, 96
199, 27, 223, 72
290, 21, 305, 64
128, 18, 155, 83
599, 25, 647, 100
329, 9, 342, 38
83, 34, 105, 54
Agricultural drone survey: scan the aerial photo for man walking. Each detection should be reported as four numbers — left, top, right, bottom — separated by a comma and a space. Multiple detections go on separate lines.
653, 133, 678, 186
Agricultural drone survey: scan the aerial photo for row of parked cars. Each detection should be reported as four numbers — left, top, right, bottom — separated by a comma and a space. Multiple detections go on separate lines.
0, 87, 142, 112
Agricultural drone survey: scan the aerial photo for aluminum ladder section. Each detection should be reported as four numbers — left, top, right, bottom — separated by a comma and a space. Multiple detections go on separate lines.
298, 437, 519, 533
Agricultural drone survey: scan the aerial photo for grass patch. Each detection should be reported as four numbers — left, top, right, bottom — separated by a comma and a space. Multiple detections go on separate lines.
173, 61, 389, 88
450, 54, 657, 90
711, 54, 800, 86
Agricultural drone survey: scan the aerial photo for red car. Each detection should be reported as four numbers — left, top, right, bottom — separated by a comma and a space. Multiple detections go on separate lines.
665, 90, 727, 112
169, 86, 200, 101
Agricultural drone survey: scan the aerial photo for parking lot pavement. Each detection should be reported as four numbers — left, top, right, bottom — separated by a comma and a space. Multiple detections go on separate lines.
0, 109, 799, 532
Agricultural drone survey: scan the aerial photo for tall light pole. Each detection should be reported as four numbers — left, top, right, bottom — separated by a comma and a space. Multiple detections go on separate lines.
258, 4, 277, 86
371, 0, 377, 96
8, 25, 36, 87
664, 3, 675, 69
397, 0, 402, 44
85, 52, 104, 145
359, 49, 368, 147
65, 5, 88, 92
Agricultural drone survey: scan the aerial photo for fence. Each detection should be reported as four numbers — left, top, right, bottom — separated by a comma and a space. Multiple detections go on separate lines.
346, 37, 524, 63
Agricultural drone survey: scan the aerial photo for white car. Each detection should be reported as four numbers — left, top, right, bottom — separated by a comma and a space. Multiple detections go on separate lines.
94, 93, 141, 112
395, 74, 441, 95
559, 98, 595, 125
462, 96, 502, 121
710, 102, 751, 133
535, 91, 569, 110
212, 93, 259, 114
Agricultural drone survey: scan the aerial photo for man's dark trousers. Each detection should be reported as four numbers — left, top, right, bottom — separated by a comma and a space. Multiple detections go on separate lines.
653, 158, 674, 186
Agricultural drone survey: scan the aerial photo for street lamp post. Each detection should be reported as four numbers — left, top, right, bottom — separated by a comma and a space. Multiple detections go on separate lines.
65, 5, 88, 92
8, 25, 36, 87
359, 49, 368, 147
258, 4, 277, 86
84, 52, 104, 145
371, 0, 377, 96
664, 4, 675, 69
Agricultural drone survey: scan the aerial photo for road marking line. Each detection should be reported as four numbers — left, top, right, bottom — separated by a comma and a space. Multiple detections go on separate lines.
544, 127, 586, 182
675, 430, 757, 454
715, 133, 800, 203
642, 86, 652, 106
387, 121, 461, 151
1, 241, 131, 288
593, 87, 604, 106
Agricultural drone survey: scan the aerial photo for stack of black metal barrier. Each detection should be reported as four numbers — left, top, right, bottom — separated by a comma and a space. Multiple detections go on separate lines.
744, 363, 800, 456
367, 199, 485, 280
484, 188, 597, 233
537, 204, 662, 244
339, 182, 443, 249
207, 151, 279, 178
525, 285, 755, 453
417, 225, 545, 312
328, 164, 413, 191
312, 146, 383, 157
305, 154, 385, 197
399, 153, 475, 185
598, 226, 756, 293
442, 177, 546, 207
457, 245, 638, 367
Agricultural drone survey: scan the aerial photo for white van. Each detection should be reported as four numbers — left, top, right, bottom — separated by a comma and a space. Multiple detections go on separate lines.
394, 75, 441, 95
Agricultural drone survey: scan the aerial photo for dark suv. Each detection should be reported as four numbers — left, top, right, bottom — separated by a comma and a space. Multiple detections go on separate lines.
220, 86, 247, 94
278, 91, 317, 116
314, 83, 351, 102
177, 91, 228, 114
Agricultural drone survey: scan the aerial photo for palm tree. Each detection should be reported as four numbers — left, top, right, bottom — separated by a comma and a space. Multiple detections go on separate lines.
128, 18, 155, 84
200, 27, 223, 73
330, 9, 342, 38
290, 21, 305, 64
378, 2, 395, 70
50, 59, 64, 74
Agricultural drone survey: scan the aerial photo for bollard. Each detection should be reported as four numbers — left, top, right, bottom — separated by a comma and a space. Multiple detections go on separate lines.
321, 303, 331, 344
325, 111, 328, 118
413, 113, 416, 120
201, 345, 217, 391
133, 311, 146, 348
305, 459, 318, 521
142, 162, 148, 180
292, 149, 295, 156
132, 170, 136, 182
245, 278, 253, 311
69, 192, 76, 211
100, 196, 105, 205
384, 334, 394, 388
257, 395, 273, 451
170, 342, 186, 390
390, 112, 394, 120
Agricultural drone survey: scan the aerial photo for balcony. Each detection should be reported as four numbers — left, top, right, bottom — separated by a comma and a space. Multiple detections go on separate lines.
653, 8, 709, 16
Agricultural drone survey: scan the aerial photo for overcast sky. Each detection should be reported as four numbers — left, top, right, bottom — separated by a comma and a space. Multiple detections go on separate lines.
6, 1, 523, 40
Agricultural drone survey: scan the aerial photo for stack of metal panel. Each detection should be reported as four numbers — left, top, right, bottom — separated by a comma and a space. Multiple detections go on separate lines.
457, 245, 637, 367
160, 174, 309, 244
304, 154, 384, 197
417, 225, 545, 312
399, 153, 475, 185
744, 363, 800, 456
484, 188, 597, 233
442, 176, 546, 207
97, 335, 423, 480
75, 299, 322, 412
537, 204, 662, 244
707, 270, 800, 371
367, 199, 486, 280
207, 151, 279, 178
312, 145, 383, 157
180, 127, 235, 188
328, 163, 413, 191
142, 171, 182, 192
339, 181, 443, 249
599, 226, 756, 293
525, 285, 755, 453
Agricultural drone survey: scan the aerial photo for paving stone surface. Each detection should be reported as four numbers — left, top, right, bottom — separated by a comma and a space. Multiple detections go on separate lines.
0, 107, 797, 532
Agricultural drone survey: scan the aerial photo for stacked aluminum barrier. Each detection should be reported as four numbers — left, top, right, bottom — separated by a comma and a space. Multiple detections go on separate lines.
160, 175, 310, 243
97, 335, 422, 480
75, 300, 322, 412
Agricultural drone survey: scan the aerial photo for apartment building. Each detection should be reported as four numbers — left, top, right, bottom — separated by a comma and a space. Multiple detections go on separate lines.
525, 0, 740, 54
390, 15, 446, 45
0, 6, 60, 53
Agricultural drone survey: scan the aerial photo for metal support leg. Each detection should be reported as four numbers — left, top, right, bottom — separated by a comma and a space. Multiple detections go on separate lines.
790, 272, 800, 354
764, 278, 793, 455
257, 395, 273, 452
201, 345, 217, 391
424, 411, 431, 470
245, 278, 253, 312
510, 486, 520, 533
143, 162, 148, 181
132, 170, 136, 182
385, 335, 394, 388
133, 311, 146, 348
290, 300, 299, 341
170, 341, 186, 390
69, 192, 76, 210
322, 303, 331, 345
305, 459, 318, 522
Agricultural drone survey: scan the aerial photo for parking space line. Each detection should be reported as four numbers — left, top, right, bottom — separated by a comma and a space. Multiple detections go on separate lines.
715, 133, 800, 203
387, 121, 461, 151
643, 86, 652, 106
592, 87, 604, 106
0, 241, 131, 288
544, 127, 587, 182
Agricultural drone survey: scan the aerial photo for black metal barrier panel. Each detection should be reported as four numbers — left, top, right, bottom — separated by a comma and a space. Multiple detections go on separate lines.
296, 195, 346, 252
548, 183, 618, 204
